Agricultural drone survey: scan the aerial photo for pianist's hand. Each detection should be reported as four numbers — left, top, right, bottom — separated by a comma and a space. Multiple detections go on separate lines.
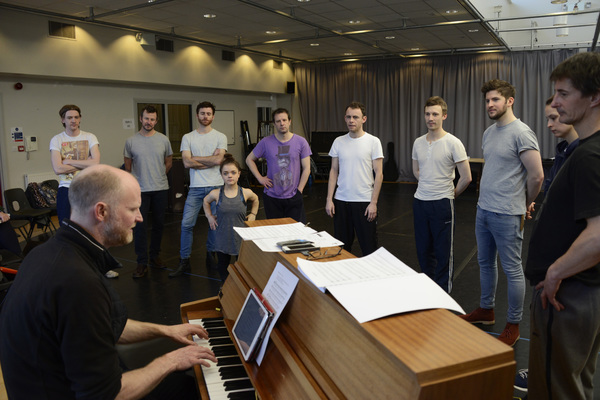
165, 323, 210, 346
166, 345, 217, 370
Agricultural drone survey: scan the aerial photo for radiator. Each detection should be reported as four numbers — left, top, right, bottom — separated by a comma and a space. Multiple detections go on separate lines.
24, 172, 58, 188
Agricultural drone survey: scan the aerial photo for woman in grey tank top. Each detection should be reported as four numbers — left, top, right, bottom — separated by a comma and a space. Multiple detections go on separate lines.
203, 154, 259, 282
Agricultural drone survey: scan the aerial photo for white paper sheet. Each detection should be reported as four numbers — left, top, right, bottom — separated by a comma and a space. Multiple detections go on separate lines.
255, 262, 299, 365
327, 273, 465, 323
253, 231, 343, 252
297, 247, 416, 292
233, 222, 316, 240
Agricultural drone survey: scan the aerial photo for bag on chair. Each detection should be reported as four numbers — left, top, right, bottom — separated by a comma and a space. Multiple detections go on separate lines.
25, 182, 50, 209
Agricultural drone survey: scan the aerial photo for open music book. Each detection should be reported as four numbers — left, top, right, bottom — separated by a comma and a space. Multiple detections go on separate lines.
296, 247, 465, 323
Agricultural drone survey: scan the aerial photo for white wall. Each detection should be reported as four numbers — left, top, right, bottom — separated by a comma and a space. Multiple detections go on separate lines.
0, 9, 303, 192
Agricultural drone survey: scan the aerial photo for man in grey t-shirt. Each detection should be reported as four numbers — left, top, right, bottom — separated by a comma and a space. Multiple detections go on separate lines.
124, 105, 173, 278
460, 79, 544, 347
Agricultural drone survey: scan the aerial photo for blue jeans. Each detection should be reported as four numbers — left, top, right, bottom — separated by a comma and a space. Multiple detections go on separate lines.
475, 206, 525, 324
180, 186, 218, 259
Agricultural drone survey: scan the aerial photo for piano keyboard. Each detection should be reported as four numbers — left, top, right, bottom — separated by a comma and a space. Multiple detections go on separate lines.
190, 317, 256, 400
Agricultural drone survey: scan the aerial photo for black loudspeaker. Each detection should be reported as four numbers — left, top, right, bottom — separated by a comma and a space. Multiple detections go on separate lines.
286, 81, 295, 94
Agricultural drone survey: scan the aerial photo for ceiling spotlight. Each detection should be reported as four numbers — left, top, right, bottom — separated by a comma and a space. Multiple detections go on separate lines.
385, 36, 396, 40
135, 32, 143, 42
203, 14, 216, 18
573, 3, 580, 11
266, 30, 277, 34
550, 0, 567, 3
445, 9, 458, 14
348, 20, 360, 24
310, 43, 320, 46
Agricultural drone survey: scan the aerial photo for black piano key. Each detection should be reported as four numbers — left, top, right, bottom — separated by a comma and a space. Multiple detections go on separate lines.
219, 366, 247, 380
213, 345, 239, 357
202, 320, 225, 329
206, 327, 229, 337
200, 317, 223, 323
227, 390, 257, 400
209, 337, 232, 346
224, 378, 254, 391
217, 356, 242, 366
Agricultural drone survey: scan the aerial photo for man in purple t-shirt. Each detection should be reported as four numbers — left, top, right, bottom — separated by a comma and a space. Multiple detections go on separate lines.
246, 108, 312, 223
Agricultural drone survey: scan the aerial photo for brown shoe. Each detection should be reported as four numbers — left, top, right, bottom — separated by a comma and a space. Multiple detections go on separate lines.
132, 263, 147, 279
150, 257, 166, 269
459, 307, 495, 325
498, 323, 520, 347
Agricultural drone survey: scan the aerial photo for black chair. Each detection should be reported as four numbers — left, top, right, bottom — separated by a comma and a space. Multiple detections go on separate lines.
9, 219, 29, 241
4, 188, 54, 241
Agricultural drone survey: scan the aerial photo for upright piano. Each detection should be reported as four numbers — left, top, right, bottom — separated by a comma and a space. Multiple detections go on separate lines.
181, 219, 515, 399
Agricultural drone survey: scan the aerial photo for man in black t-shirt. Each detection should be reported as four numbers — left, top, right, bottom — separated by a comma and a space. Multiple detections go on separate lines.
0, 165, 216, 400
525, 52, 600, 399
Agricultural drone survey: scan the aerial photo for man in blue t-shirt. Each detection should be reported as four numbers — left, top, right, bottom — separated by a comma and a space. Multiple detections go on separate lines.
246, 108, 312, 223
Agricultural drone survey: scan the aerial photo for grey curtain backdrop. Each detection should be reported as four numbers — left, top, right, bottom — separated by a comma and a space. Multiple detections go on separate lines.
294, 49, 579, 181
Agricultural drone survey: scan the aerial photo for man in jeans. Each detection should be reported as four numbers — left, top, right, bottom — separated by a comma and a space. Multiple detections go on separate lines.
460, 79, 544, 347
124, 105, 173, 278
170, 101, 227, 277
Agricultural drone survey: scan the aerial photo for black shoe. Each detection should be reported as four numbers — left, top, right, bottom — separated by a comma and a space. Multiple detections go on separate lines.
149, 257, 166, 269
132, 264, 147, 279
206, 251, 218, 270
169, 258, 190, 278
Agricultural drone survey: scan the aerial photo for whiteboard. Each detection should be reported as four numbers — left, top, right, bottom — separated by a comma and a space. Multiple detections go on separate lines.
212, 110, 235, 145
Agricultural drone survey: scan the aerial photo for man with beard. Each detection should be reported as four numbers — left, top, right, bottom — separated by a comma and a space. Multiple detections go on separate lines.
0, 165, 216, 400
170, 101, 227, 277
124, 105, 173, 278
460, 79, 544, 347
246, 108, 311, 223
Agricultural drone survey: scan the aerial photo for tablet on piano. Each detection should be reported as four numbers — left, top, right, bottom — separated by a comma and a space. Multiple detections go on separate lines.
232, 288, 274, 361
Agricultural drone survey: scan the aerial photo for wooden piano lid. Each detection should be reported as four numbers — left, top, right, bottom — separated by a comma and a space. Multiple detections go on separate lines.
183, 218, 515, 399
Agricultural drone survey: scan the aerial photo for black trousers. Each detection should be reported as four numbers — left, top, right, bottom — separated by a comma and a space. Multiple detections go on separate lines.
333, 199, 378, 256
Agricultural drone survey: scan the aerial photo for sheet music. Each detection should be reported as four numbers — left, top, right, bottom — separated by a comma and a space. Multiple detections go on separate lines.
297, 247, 464, 323
297, 247, 415, 292
255, 262, 299, 365
234, 222, 316, 241
253, 231, 343, 252
327, 273, 465, 323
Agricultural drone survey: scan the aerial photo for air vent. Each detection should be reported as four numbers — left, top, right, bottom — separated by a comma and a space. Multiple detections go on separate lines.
48, 21, 76, 39
222, 50, 235, 62
156, 37, 174, 52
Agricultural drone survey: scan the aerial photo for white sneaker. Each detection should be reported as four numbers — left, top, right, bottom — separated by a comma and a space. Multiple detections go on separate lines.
105, 270, 119, 279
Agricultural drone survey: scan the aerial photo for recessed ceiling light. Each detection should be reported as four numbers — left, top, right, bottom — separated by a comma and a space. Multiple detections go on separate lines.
310, 43, 320, 46
411, 47, 420, 50
344, 52, 353, 56
266, 30, 277, 34
348, 20, 360, 24
445, 9, 458, 14
297, 0, 310, 2
385, 36, 396, 40
468, 29, 479, 33
483, 42, 494, 46
203, 14, 216, 18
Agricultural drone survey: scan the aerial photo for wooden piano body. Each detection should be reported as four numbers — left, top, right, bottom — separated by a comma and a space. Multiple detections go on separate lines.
181, 219, 515, 399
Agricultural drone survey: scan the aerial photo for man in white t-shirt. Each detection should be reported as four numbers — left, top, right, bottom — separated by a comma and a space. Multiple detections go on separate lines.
326, 102, 384, 256
50, 104, 116, 278
412, 96, 471, 293
170, 101, 227, 277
